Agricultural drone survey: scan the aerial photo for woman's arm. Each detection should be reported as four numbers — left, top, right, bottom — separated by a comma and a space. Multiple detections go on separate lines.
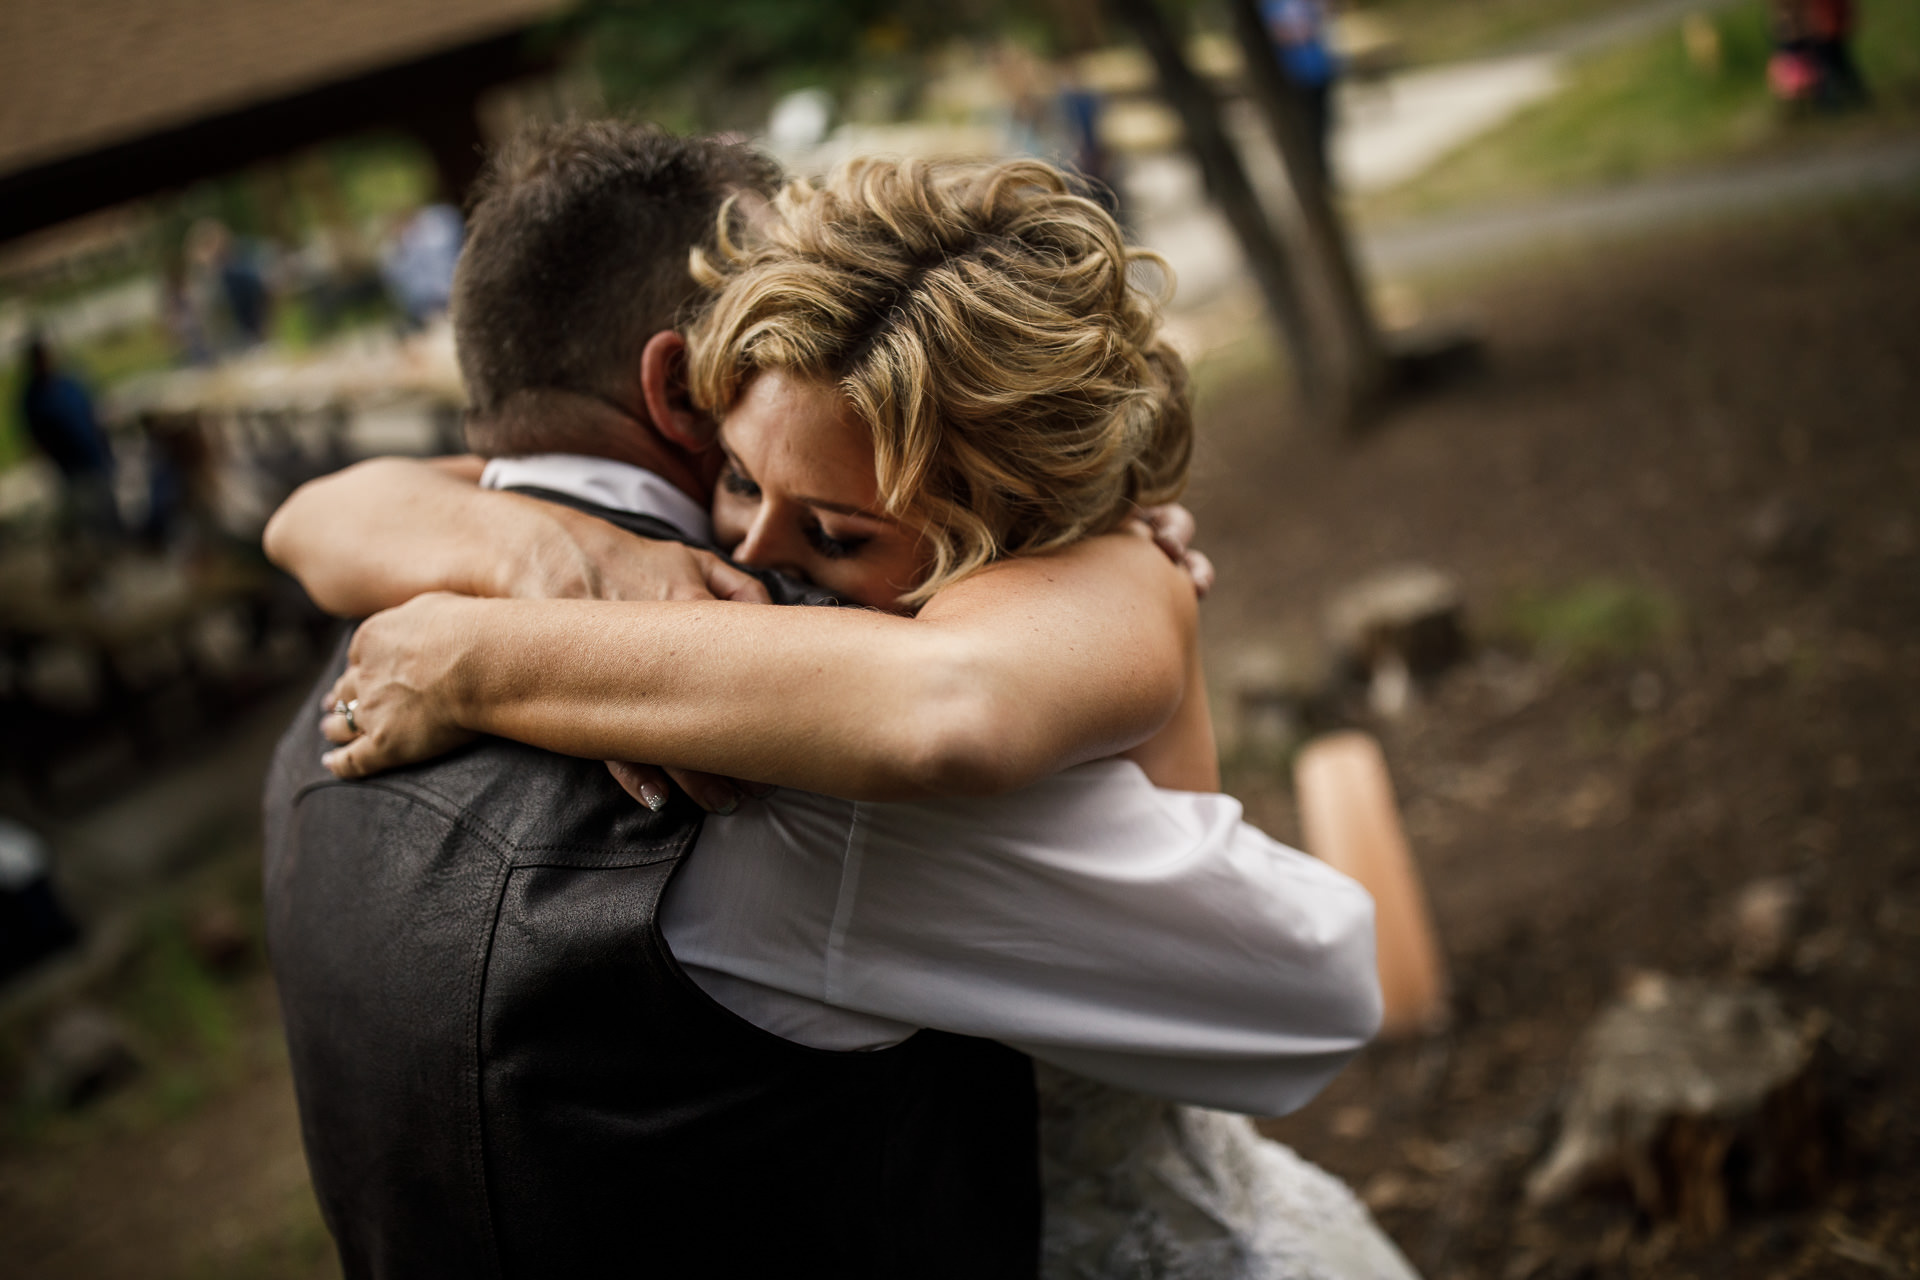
320, 531, 1198, 801
263, 457, 765, 616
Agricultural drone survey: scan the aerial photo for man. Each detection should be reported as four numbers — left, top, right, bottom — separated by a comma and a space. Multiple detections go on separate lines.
20, 335, 120, 544
1263, 0, 1339, 181
263, 122, 1379, 1279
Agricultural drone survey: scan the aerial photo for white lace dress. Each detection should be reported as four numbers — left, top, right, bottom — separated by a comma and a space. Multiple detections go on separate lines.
1038, 1066, 1421, 1280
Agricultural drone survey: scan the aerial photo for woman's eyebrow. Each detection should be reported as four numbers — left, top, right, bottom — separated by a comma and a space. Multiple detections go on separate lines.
805, 497, 889, 520
718, 431, 890, 522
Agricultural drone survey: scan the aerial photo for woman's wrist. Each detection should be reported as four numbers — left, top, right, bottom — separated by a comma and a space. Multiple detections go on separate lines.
434, 596, 498, 734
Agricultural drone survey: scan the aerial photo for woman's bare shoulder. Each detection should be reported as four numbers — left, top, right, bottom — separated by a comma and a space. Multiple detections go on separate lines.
917, 531, 1193, 623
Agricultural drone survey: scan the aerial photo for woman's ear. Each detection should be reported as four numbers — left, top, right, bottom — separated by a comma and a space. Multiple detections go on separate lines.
639, 331, 715, 451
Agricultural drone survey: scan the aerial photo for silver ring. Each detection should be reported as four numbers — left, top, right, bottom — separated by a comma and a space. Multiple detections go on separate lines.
334, 699, 361, 735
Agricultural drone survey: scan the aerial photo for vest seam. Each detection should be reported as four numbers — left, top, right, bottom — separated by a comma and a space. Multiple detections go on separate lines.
468, 854, 512, 1280
290, 777, 516, 859
291, 776, 689, 866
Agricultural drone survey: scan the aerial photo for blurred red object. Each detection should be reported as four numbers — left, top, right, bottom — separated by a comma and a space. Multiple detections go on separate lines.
1770, 49, 1820, 100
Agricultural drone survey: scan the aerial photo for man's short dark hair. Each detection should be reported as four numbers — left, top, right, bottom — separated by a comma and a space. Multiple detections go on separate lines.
453, 121, 781, 452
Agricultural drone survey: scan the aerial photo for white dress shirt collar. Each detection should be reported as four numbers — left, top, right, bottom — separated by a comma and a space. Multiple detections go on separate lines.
479, 453, 713, 544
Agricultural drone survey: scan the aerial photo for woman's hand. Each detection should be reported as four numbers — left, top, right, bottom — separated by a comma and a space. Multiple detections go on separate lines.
605, 760, 772, 816
319, 593, 483, 778
1131, 503, 1216, 599
320, 594, 769, 811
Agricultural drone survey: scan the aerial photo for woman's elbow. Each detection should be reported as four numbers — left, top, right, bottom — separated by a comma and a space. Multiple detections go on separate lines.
263, 480, 364, 616
1324, 887, 1387, 1050
263, 465, 361, 572
888, 686, 1051, 799
260, 490, 304, 570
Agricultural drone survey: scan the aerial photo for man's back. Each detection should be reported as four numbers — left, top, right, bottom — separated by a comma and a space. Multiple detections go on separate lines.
265, 627, 1039, 1278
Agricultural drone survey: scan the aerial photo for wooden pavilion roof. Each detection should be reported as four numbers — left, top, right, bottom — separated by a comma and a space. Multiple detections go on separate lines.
0, 0, 569, 176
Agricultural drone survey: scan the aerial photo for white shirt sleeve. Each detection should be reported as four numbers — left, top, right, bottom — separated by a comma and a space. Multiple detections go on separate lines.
670, 758, 1381, 1117
827, 762, 1382, 1115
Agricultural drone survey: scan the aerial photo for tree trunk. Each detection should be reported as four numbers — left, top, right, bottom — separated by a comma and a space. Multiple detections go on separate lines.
1224, 0, 1387, 428
1104, 0, 1324, 416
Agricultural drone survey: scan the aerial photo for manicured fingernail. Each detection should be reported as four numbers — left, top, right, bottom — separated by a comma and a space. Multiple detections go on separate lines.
714, 795, 739, 817
321, 751, 338, 769
639, 781, 668, 812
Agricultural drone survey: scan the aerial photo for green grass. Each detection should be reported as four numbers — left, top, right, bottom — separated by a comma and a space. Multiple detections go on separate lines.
1361, 0, 1649, 66
0, 358, 26, 470
1363, 1, 1920, 222
1496, 578, 1682, 668
1857, 0, 1920, 105
1, 854, 266, 1146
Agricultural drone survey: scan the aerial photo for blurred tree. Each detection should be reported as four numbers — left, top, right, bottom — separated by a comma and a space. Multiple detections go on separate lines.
1223, 0, 1385, 426
1103, 0, 1323, 416
580, 0, 1003, 130
575, 0, 1376, 426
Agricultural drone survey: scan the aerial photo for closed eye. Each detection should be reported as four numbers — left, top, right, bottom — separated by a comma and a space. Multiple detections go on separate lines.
720, 464, 761, 500
804, 518, 870, 559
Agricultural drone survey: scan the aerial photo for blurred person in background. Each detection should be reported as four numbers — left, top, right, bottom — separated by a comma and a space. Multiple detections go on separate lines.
161, 257, 214, 366
185, 218, 274, 353
996, 45, 1125, 224
1805, 0, 1868, 107
20, 333, 121, 545
133, 410, 216, 555
1263, 0, 1340, 180
1771, 0, 1870, 109
379, 202, 465, 329
1057, 60, 1124, 222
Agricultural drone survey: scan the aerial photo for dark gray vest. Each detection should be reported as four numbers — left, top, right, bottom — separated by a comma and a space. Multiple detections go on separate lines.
262, 497, 1040, 1279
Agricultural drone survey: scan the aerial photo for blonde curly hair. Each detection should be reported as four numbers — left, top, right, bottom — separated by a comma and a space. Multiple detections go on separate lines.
686, 156, 1192, 605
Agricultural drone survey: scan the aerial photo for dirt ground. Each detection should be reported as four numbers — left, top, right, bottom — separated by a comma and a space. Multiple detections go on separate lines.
1201, 198, 1920, 1277
0, 969, 335, 1280
3, 193, 1916, 1278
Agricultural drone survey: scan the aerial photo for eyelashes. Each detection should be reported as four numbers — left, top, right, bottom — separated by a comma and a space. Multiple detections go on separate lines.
806, 523, 870, 559
720, 465, 761, 500
723, 462, 870, 559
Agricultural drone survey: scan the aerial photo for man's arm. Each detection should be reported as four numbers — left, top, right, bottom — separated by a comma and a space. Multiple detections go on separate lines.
263, 457, 764, 616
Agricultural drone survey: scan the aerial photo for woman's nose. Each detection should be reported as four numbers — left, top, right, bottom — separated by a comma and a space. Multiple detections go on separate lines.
731, 505, 798, 575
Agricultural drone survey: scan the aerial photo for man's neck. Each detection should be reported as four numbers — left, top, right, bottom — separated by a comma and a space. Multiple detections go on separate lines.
469, 387, 711, 510
481, 453, 713, 543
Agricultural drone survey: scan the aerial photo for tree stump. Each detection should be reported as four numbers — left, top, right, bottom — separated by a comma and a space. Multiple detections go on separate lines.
26, 1004, 140, 1109
1526, 974, 1833, 1237
1224, 642, 1329, 756
1324, 565, 1466, 716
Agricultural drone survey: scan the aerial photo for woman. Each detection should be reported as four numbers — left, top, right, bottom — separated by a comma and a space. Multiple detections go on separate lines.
272, 156, 1416, 1280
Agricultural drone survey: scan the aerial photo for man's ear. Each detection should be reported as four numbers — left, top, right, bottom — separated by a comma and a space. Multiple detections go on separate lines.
639, 331, 714, 451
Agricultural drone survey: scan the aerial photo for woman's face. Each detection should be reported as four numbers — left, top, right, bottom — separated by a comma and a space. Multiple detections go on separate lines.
711, 370, 928, 612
